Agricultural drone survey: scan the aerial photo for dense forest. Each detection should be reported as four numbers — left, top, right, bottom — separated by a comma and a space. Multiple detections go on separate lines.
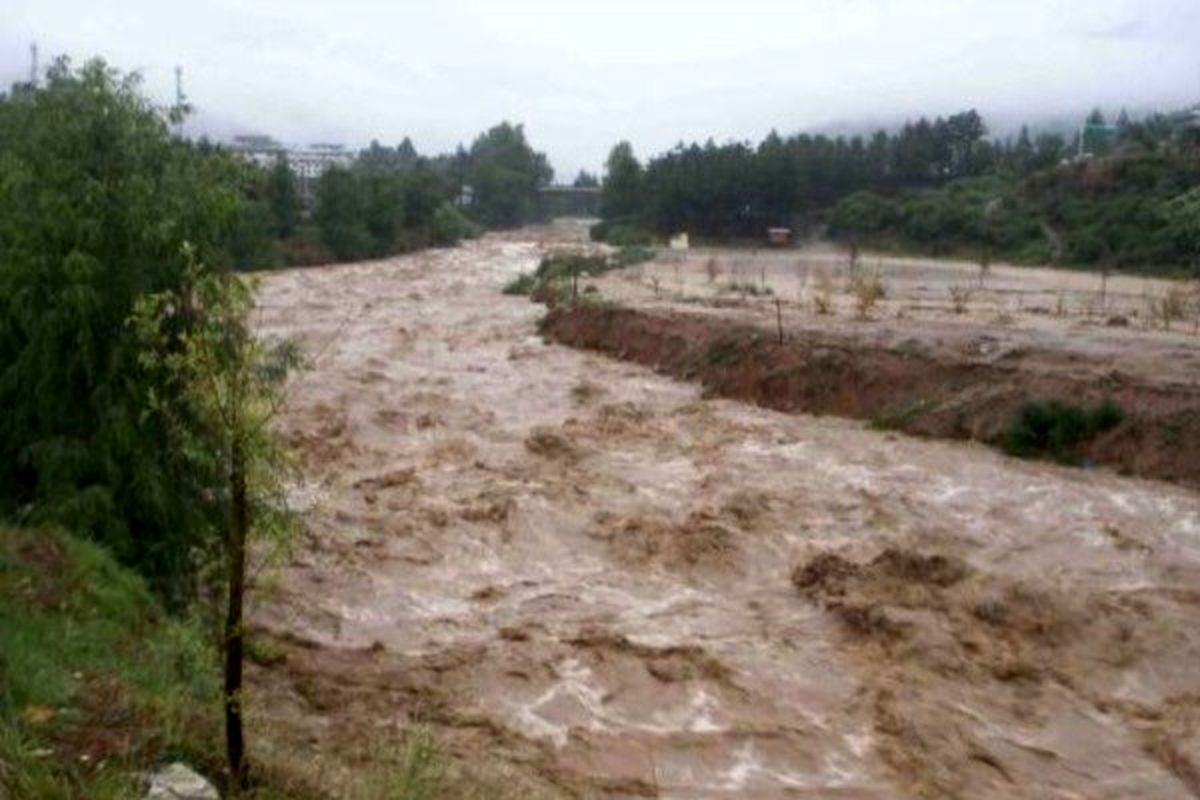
596, 108, 1200, 272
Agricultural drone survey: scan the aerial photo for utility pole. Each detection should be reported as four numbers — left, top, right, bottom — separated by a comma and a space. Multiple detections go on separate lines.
29, 42, 38, 88
173, 65, 185, 137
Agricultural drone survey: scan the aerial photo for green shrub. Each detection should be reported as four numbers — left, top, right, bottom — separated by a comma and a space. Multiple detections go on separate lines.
723, 281, 773, 296
504, 249, 642, 301
609, 245, 656, 268
503, 273, 538, 295
829, 191, 901, 237
604, 225, 655, 247
280, 227, 337, 267
429, 203, 480, 247
533, 252, 614, 285
870, 400, 932, 431
1003, 399, 1125, 463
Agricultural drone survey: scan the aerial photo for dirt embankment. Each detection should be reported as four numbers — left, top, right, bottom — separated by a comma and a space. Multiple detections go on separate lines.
540, 302, 1200, 488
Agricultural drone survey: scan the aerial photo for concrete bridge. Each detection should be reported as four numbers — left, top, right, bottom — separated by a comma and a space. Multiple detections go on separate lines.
539, 185, 600, 218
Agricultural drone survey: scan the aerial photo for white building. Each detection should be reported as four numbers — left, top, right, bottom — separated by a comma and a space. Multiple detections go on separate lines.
228, 136, 355, 200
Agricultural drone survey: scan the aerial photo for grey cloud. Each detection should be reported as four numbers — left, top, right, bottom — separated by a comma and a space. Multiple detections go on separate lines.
2, 0, 1199, 180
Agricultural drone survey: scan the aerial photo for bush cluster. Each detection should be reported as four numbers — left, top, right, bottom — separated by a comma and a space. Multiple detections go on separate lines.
503, 249, 649, 296
1003, 399, 1125, 463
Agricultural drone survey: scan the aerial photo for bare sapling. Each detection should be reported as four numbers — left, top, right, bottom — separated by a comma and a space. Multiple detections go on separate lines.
977, 248, 992, 288
852, 271, 886, 319
1193, 278, 1200, 335
949, 284, 972, 315
1157, 282, 1189, 331
705, 256, 720, 284
795, 259, 809, 305
814, 271, 835, 315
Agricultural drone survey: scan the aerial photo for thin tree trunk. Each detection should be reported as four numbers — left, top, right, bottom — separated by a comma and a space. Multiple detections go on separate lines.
225, 438, 249, 792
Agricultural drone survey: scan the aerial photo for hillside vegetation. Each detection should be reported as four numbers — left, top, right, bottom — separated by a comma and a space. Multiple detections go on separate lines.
596, 108, 1200, 273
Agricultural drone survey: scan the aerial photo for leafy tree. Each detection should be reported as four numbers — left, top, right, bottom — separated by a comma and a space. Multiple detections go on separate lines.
0, 58, 244, 591
266, 154, 301, 238
224, 194, 283, 270
829, 191, 901, 237
600, 141, 643, 223
1161, 187, 1200, 270
466, 122, 553, 228
1033, 132, 1067, 171
313, 166, 372, 260
399, 167, 446, 231
429, 202, 479, 246
755, 131, 797, 227
357, 137, 421, 174
944, 110, 987, 177
1012, 126, 1035, 173
361, 170, 405, 256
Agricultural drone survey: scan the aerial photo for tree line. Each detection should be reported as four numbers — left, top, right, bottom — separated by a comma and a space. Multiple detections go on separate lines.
598, 108, 1200, 272
221, 121, 554, 268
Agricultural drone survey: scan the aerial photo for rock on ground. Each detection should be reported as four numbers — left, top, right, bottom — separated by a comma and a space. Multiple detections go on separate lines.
145, 762, 219, 800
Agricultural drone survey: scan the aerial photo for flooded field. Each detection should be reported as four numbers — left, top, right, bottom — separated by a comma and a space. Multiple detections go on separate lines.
250, 223, 1200, 798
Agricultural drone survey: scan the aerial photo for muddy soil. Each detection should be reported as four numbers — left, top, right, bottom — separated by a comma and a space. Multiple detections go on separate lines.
251, 222, 1200, 798
540, 303, 1200, 487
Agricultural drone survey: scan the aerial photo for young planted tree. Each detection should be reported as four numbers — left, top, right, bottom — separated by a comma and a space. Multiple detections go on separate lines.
132, 252, 300, 791
977, 248, 992, 288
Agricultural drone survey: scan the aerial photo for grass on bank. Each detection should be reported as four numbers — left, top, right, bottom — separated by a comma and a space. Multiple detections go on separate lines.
0, 527, 467, 800
0, 525, 222, 799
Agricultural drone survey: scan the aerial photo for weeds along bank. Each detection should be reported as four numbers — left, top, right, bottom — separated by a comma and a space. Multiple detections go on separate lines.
539, 299, 1200, 488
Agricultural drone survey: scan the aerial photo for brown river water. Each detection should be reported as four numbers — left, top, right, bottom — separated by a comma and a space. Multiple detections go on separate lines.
251, 222, 1200, 799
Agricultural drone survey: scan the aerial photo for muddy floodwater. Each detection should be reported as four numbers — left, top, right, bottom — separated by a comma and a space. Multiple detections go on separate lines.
251, 223, 1200, 799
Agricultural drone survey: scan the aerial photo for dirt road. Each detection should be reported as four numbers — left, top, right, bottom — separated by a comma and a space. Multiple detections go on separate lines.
251, 223, 1200, 798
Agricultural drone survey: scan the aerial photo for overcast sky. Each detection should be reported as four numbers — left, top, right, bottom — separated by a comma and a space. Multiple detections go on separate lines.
3, 0, 1199, 180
